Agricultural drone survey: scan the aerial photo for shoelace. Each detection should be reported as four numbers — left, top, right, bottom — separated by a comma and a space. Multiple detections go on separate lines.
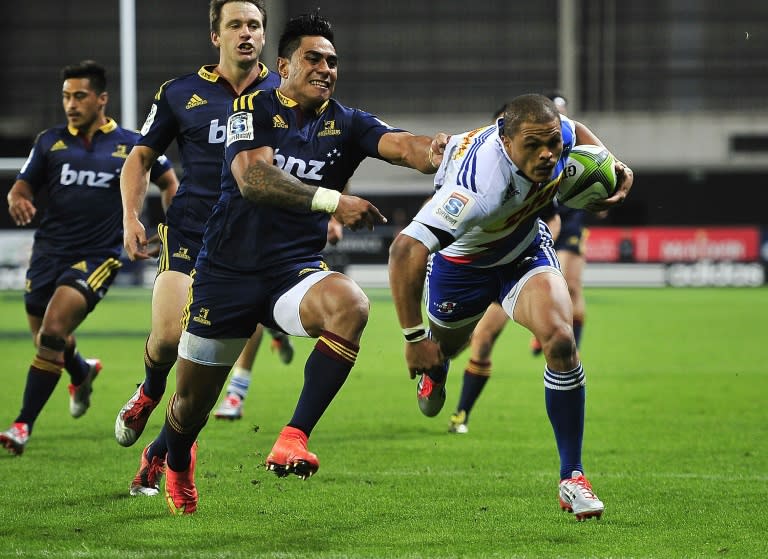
148, 457, 166, 483
569, 475, 598, 500
125, 394, 156, 422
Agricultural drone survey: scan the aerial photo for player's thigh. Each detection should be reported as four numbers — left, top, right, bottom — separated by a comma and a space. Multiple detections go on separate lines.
507, 270, 572, 339
295, 272, 369, 341
39, 285, 89, 337
174, 357, 231, 422
474, 302, 510, 341
151, 270, 193, 340
430, 320, 478, 359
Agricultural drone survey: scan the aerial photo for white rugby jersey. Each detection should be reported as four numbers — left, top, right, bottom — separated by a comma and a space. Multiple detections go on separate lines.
403, 116, 575, 268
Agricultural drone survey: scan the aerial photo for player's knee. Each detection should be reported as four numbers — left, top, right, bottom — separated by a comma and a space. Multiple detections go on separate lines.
337, 291, 370, 331
38, 332, 67, 353
543, 324, 577, 362
149, 328, 182, 360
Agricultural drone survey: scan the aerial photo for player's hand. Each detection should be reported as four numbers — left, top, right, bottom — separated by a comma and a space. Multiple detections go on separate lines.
145, 233, 161, 258
326, 216, 344, 245
427, 132, 450, 170
587, 160, 633, 212
404, 338, 444, 380
123, 219, 150, 261
7, 197, 36, 226
333, 195, 386, 231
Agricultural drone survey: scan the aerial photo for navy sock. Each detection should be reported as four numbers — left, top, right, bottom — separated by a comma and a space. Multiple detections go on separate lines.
544, 363, 586, 479
146, 424, 168, 462
164, 396, 207, 472
288, 331, 358, 437
456, 360, 491, 423
63, 345, 89, 386
17, 361, 63, 431
142, 341, 174, 401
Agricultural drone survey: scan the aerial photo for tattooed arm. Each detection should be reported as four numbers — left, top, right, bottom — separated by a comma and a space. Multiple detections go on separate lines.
230, 147, 386, 230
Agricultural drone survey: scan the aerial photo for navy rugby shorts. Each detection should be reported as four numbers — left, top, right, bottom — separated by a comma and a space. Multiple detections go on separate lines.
156, 223, 202, 276
24, 250, 121, 317
183, 259, 331, 339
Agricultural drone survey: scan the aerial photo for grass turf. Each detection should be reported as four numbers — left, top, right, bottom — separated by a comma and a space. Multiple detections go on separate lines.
0, 287, 766, 558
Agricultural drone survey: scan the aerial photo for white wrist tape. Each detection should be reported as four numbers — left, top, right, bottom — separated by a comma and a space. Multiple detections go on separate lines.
311, 187, 341, 213
402, 324, 428, 343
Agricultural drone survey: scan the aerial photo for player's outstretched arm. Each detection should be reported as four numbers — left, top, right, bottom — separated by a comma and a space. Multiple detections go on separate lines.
232, 147, 386, 230
121, 145, 161, 261
378, 131, 450, 173
7, 180, 36, 226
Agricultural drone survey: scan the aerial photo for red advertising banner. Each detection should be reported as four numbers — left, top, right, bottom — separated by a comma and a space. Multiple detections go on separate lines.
585, 227, 761, 263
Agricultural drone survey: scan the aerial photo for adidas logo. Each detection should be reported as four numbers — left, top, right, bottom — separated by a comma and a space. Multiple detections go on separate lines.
51, 140, 68, 151
185, 94, 208, 109
273, 115, 288, 128
71, 260, 88, 272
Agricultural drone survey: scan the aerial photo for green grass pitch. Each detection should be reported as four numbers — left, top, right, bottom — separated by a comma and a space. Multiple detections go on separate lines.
0, 287, 766, 558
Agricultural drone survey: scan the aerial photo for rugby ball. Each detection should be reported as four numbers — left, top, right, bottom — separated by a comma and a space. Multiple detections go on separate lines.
557, 145, 617, 209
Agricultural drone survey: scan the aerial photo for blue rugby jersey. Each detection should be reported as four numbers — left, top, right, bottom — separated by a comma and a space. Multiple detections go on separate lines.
198, 89, 404, 273
17, 118, 172, 257
138, 64, 280, 239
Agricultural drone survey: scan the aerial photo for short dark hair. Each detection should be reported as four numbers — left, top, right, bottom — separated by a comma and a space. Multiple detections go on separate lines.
502, 94, 560, 137
492, 102, 508, 121
277, 11, 334, 59
209, 0, 267, 35
60, 60, 107, 94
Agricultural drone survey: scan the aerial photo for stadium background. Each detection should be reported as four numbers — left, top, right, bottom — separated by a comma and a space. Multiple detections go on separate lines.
1, 0, 766, 287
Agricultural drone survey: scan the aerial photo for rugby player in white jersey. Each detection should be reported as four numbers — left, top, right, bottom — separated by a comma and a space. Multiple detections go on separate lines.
388, 93, 633, 521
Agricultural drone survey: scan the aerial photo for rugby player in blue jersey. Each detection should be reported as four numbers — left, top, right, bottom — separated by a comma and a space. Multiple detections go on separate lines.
156, 11, 448, 514
0, 61, 177, 456
115, 1, 287, 475
388, 93, 633, 520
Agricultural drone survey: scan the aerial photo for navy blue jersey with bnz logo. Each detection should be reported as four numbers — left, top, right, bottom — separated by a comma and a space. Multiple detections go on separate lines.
138, 64, 280, 240
17, 118, 172, 257
197, 89, 404, 273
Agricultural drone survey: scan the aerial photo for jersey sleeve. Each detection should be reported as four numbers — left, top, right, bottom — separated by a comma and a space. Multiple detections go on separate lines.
149, 153, 174, 181
138, 79, 180, 153
412, 184, 488, 241
224, 92, 274, 164
16, 131, 51, 193
560, 115, 576, 154
350, 110, 405, 160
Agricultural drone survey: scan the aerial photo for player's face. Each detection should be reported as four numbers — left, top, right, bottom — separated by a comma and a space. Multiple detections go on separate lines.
61, 78, 106, 131
503, 118, 563, 183
212, 1, 266, 66
279, 36, 337, 109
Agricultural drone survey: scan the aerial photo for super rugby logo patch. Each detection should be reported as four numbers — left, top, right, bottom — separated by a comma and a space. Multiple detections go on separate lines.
436, 301, 457, 314
226, 111, 254, 146
434, 191, 474, 230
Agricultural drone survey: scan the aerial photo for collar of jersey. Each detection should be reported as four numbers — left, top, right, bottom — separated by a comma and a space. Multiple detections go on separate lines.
67, 117, 117, 137
198, 63, 269, 83
276, 89, 329, 115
